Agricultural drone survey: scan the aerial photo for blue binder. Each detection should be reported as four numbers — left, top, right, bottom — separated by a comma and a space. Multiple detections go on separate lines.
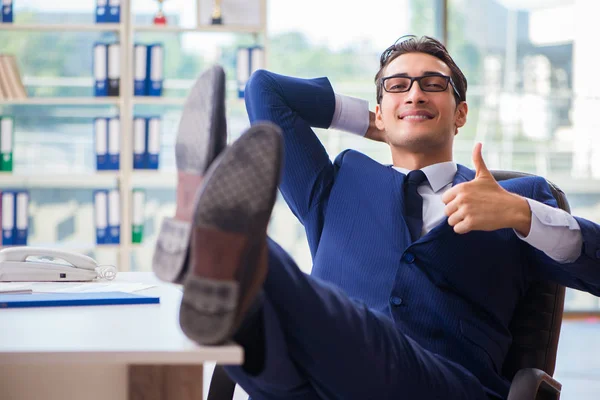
133, 117, 146, 169
14, 191, 28, 246
93, 43, 108, 97
1, 191, 14, 246
146, 117, 160, 169
2, 0, 13, 23
96, 0, 108, 23
146, 44, 164, 97
107, 0, 121, 23
0, 292, 160, 308
94, 190, 109, 245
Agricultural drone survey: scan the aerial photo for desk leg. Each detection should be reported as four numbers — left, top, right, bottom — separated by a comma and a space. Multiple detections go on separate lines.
129, 365, 204, 400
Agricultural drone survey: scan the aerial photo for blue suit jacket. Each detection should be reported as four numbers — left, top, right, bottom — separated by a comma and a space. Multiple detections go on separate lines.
245, 70, 600, 399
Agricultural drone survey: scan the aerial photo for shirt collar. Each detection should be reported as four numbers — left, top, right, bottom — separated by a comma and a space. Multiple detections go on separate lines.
393, 161, 457, 192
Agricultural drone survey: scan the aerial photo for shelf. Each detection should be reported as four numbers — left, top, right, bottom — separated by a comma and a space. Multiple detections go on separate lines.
0, 23, 122, 32
0, 97, 120, 106
134, 25, 263, 34
131, 171, 176, 188
19, 242, 120, 252
0, 173, 119, 189
132, 96, 186, 106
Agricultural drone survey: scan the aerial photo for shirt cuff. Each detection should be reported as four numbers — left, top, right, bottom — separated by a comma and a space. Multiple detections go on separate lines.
515, 198, 583, 263
330, 93, 369, 136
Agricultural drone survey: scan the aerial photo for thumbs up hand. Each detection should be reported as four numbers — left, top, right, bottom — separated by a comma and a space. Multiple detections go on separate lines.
441, 143, 532, 235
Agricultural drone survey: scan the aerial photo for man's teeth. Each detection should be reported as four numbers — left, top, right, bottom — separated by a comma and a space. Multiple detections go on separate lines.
402, 115, 430, 120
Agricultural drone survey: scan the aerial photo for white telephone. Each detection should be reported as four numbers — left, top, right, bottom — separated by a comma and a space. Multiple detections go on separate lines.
0, 247, 117, 282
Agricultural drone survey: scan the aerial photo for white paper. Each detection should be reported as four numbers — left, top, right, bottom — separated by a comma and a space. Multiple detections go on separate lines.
0, 281, 156, 294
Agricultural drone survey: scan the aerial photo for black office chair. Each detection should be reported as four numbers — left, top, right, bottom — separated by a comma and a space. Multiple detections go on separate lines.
207, 171, 567, 400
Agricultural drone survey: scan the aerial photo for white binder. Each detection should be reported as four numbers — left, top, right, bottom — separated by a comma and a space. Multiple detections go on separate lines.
131, 189, 145, 243
236, 47, 250, 98
107, 43, 120, 96
94, 118, 108, 170
93, 43, 108, 96
94, 190, 108, 245
1, 191, 14, 245
15, 191, 28, 245
108, 117, 120, 170
133, 44, 147, 96
133, 117, 146, 169
107, 189, 120, 244
147, 117, 160, 169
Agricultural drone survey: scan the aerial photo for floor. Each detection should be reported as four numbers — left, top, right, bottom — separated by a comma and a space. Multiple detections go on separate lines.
203, 320, 600, 399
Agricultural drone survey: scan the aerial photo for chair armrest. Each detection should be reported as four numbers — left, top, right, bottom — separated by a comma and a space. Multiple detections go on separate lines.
507, 368, 562, 400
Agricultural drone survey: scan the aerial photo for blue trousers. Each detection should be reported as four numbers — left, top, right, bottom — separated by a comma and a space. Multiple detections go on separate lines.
224, 71, 490, 400
225, 239, 489, 400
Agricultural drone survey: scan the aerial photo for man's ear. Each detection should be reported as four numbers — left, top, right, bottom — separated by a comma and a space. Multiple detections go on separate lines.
455, 101, 468, 131
375, 103, 385, 130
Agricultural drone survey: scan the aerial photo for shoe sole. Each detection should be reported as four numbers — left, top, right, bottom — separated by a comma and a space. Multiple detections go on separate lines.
153, 65, 227, 283
179, 123, 282, 345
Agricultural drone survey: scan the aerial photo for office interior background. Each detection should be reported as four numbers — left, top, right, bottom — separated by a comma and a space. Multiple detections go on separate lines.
1, 0, 599, 398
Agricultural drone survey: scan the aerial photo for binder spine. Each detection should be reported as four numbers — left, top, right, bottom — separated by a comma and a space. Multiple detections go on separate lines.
236, 47, 250, 99
14, 190, 28, 245
1, 191, 14, 245
107, 117, 120, 170
133, 44, 147, 96
146, 117, 160, 169
2, 0, 13, 23
133, 117, 146, 169
95, 0, 108, 23
107, 0, 121, 23
94, 190, 108, 245
94, 117, 108, 171
107, 189, 120, 244
131, 189, 144, 244
147, 44, 164, 97
107, 43, 121, 97
93, 43, 108, 97
0, 116, 13, 172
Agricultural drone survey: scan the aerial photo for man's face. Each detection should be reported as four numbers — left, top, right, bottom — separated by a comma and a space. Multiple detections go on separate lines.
375, 52, 467, 151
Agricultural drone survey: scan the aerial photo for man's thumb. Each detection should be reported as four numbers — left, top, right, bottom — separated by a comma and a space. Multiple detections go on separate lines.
473, 143, 491, 178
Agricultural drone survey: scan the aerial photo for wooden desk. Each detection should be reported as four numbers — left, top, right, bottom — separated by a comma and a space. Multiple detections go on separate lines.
0, 272, 243, 400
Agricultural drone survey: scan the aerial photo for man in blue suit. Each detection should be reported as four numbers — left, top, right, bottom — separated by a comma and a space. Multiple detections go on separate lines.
156, 36, 600, 399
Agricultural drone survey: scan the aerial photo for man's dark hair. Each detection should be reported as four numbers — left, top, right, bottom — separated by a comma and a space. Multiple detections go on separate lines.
375, 35, 467, 105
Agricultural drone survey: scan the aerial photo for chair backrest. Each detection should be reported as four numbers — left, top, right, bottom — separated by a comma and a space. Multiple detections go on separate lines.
491, 171, 568, 381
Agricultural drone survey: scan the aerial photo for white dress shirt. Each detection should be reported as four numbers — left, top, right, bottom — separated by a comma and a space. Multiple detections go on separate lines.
329, 93, 583, 264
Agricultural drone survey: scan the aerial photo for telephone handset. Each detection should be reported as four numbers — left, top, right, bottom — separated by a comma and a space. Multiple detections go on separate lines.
0, 247, 117, 282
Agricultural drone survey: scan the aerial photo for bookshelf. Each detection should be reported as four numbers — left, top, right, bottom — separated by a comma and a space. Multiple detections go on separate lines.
0, 0, 268, 272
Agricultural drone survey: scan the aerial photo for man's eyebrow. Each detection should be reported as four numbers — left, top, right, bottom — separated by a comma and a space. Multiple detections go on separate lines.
387, 71, 446, 77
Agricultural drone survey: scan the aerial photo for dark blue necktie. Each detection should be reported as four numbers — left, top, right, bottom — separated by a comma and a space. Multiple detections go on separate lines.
404, 170, 428, 242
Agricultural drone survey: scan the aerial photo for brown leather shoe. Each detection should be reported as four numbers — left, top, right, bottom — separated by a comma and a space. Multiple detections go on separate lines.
153, 65, 227, 283
179, 122, 282, 345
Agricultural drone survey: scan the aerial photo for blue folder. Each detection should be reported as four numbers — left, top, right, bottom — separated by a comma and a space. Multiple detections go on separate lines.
0, 291, 159, 308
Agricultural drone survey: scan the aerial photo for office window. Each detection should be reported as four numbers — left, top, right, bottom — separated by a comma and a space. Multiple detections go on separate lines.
448, 0, 600, 310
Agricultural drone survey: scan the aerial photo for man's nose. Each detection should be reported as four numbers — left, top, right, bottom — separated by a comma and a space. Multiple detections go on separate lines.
404, 82, 428, 104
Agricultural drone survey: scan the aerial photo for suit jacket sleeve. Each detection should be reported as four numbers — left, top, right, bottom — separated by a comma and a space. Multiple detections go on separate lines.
527, 178, 600, 296
244, 70, 338, 251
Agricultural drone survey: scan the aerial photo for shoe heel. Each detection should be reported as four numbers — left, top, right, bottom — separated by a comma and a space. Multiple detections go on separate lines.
152, 217, 192, 283
180, 276, 239, 345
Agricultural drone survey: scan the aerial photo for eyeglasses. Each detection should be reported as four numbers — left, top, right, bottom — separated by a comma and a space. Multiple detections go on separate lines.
380, 73, 461, 99
380, 34, 417, 67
